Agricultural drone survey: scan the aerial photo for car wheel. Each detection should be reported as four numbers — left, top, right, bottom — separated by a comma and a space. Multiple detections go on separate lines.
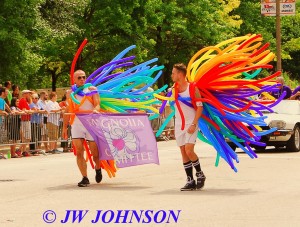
286, 125, 300, 152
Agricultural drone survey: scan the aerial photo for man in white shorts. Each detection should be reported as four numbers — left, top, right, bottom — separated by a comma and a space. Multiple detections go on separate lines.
38, 91, 49, 152
171, 63, 206, 191
62, 70, 102, 187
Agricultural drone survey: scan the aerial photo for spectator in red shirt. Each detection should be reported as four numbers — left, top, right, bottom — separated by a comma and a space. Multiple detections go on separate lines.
19, 90, 33, 156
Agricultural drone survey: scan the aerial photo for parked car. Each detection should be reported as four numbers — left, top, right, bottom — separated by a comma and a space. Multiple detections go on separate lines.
228, 100, 300, 152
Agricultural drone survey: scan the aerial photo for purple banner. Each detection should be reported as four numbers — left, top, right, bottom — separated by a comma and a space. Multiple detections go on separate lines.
77, 113, 159, 168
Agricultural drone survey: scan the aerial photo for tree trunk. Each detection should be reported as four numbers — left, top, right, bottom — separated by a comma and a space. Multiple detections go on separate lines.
51, 71, 57, 91
164, 62, 171, 87
156, 26, 165, 89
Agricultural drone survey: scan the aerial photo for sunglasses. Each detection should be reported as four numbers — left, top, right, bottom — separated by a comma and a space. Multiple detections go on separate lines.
77, 76, 86, 80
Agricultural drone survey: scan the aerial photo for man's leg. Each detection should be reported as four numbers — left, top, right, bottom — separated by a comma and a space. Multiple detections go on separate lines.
185, 143, 206, 190
25, 123, 31, 152
30, 123, 36, 151
20, 131, 26, 153
20, 122, 27, 153
73, 139, 90, 187
89, 141, 102, 183
88, 141, 100, 169
73, 139, 87, 176
42, 134, 49, 152
180, 145, 196, 191
41, 124, 49, 152
184, 143, 198, 161
54, 125, 59, 150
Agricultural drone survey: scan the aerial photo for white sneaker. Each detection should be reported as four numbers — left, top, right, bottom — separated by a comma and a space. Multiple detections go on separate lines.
53, 149, 63, 154
39, 150, 47, 156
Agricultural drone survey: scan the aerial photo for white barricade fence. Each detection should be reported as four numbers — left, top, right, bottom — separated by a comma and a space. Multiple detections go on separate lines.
0, 109, 175, 150
149, 104, 175, 141
0, 112, 71, 152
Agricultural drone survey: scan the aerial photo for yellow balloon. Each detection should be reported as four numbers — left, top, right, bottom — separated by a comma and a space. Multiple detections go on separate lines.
187, 46, 222, 81
153, 93, 175, 101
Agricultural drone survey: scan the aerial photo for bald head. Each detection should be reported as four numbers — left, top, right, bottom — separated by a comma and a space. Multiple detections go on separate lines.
74, 70, 86, 86
74, 70, 86, 78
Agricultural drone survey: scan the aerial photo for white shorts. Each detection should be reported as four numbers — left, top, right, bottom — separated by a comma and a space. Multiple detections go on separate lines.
71, 122, 94, 141
175, 124, 198, 147
21, 121, 31, 140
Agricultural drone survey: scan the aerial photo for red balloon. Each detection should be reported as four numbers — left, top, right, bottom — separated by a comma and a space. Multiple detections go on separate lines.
70, 39, 88, 85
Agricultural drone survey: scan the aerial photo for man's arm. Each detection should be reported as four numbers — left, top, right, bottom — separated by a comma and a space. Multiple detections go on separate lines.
91, 87, 100, 112
192, 106, 203, 125
187, 105, 203, 134
5, 103, 11, 114
192, 87, 203, 123
0, 109, 8, 116
290, 91, 300, 100
188, 87, 203, 134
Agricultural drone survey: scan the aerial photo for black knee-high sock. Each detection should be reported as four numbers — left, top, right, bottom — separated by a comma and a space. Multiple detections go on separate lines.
183, 161, 193, 180
192, 158, 202, 173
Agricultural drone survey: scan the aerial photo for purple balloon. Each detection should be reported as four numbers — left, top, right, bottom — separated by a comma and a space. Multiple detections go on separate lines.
292, 85, 300, 95
159, 90, 172, 114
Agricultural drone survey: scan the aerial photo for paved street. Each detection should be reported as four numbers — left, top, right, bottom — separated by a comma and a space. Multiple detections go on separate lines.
1, 140, 300, 227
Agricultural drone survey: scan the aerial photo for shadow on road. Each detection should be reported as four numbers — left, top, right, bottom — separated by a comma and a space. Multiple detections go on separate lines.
151, 188, 257, 196
47, 182, 152, 191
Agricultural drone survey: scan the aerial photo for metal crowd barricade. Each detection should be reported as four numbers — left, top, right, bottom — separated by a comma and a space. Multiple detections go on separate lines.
149, 104, 175, 141
0, 112, 71, 152
0, 109, 174, 151
0, 114, 22, 146
36, 112, 71, 151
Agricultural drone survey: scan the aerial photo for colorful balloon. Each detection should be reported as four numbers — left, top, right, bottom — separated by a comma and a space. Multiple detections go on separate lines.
158, 34, 283, 171
69, 40, 165, 176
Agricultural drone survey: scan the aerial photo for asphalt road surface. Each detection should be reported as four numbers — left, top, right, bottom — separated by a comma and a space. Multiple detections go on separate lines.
0, 140, 300, 227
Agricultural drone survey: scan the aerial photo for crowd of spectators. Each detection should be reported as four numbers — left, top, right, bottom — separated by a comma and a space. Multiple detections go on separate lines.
0, 80, 194, 160
0, 81, 70, 159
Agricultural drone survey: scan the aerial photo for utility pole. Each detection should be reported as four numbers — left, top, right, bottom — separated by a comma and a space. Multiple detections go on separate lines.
276, 0, 282, 71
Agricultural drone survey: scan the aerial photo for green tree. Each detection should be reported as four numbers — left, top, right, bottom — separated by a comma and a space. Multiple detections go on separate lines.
3, 0, 280, 91
39, 0, 150, 90
142, 0, 242, 87
0, 0, 44, 88
233, 0, 300, 82
37, 0, 87, 91
60, 0, 243, 88
281, 10, 300, 81
73, 0, 151, 74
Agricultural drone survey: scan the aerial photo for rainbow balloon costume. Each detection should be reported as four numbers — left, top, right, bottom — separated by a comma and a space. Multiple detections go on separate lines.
70, 34, 284, 173
155, 34, 284, 172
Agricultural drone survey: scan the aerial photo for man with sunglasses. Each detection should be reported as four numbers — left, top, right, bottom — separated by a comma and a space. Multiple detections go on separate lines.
63, 70, 101, 187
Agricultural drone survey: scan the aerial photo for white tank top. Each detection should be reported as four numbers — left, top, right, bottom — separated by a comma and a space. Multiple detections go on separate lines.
174, 84, 196, 126
73, 94, 94, 125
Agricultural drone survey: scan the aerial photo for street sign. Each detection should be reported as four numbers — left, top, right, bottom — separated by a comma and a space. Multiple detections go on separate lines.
261, 0, 296, 16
